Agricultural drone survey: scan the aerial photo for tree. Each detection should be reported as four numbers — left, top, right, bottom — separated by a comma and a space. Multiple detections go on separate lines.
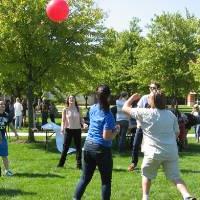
97, 18, 143, 95
0, 0, 105, 141
134, 12, 200, 98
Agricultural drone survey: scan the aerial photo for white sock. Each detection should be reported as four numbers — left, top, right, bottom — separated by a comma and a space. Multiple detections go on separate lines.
182, 192, 191, 199
142, 194, 149, 200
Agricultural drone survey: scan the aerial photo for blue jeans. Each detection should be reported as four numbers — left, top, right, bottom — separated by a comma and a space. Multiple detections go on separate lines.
117, 120, 129, 152
131, 128, 143, 166
15, 115, 22, 129
73, 140, 113, 200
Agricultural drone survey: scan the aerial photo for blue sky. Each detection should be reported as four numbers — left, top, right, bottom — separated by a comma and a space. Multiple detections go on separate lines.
95, 0, 200, 33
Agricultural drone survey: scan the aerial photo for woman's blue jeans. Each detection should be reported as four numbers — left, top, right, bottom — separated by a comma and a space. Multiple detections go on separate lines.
73, 140, 113, 200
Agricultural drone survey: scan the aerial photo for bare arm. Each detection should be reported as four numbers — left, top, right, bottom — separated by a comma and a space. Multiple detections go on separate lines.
122, 93, 140, 116
103, 126, 119, 140
61, 109, 66, 133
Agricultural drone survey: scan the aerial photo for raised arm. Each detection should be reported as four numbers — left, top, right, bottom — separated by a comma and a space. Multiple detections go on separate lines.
122, 93, 140, 116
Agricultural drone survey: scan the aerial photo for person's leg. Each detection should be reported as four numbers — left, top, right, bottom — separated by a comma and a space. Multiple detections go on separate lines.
197, 125, 200, 143
15, 116, 18, 129
128, 128, 143, 170
73, 150, 96, 200
118, 120, 129, 153
2, 156, 9, 170
97, 150, 113, 200
173, 179, 196, 200
2, 156, 13, 176
41, 112, 48, 125
162, 159, 196, 200
57, 129, 72, 167
18, 115, 22, 129
50, 114, 55, 123
73, 129, 82, 169
142, 176, 151, 200
141, 157, 160, 200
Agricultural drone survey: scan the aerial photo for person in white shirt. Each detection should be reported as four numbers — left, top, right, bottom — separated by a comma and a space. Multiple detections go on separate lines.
14, 97, 23, 129
116, 91, 129, 153
123, 91, 196, 200
128, 82, 160, 171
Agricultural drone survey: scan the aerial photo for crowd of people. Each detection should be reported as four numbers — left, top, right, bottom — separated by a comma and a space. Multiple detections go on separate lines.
0, 83, 198, 199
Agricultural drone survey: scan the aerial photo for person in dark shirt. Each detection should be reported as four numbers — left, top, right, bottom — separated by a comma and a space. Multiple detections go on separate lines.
0, 100, 18, 176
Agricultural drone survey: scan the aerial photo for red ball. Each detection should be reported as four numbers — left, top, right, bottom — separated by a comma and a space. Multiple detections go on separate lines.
46, 0, 69, 23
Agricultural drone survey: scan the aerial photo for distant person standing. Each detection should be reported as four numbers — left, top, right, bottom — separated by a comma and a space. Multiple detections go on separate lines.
191, 104, 200, 142
40, 98, 49, 126
49, 101, 58, 123
116, 91, 129, 153
21, 99, 27, 127
14, 97, 23, 129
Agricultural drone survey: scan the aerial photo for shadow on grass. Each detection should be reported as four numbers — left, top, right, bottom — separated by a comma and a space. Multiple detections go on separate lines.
27, 137, 87, 154
14, 172, 64, 178
113, 167, 140, 172
180, 169, 200, 174
0, 189, 36, 196
26, 138, 58, 154
179, 143, 200, 157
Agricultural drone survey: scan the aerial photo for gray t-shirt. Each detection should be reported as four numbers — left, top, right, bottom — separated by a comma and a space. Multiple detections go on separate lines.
116, 99, 129, 122
131, 108, 179, 160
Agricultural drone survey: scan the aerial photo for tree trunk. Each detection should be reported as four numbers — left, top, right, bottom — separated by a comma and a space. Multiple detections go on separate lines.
27, 82, 35, 142
84, 95, 88, 108
27, 66, 35, 142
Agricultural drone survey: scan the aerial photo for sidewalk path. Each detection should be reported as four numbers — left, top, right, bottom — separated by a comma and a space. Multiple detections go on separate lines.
7, 132, 88, 137
7, 132, 194, 138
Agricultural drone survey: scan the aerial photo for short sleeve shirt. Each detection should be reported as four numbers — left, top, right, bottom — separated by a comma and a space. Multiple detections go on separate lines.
131, 108, 179, 160
116, 99, 129, 121
0, 112, 12, 137
86, 104, 116, 147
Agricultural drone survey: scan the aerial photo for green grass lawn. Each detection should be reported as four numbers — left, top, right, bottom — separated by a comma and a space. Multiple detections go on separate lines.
0, 137, 199, 200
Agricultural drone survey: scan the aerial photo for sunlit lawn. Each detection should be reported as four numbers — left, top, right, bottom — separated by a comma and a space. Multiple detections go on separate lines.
0, 136, 199, 200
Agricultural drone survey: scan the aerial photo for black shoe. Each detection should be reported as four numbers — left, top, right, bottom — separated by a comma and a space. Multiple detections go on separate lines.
184, 197, 196, 200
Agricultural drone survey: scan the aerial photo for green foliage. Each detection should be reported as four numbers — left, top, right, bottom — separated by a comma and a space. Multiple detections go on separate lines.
0, 0, 105, 140
134, 12, 200, 97
97, 18, 143, 95
0, 0, 105, 94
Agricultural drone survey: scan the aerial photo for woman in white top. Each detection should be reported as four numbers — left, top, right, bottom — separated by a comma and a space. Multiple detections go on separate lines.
57, 95, 84, 169
122, 91, 196, 200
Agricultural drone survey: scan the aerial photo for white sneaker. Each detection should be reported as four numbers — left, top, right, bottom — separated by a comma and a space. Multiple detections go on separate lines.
5, 170, 13, 176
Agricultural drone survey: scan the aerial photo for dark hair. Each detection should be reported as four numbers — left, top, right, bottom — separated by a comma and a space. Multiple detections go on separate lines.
120, 91, 128, 98
96, 84, 111, 112
66, 95, 79, 112
153, 91, 166, 109
149, 81, 160, 89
